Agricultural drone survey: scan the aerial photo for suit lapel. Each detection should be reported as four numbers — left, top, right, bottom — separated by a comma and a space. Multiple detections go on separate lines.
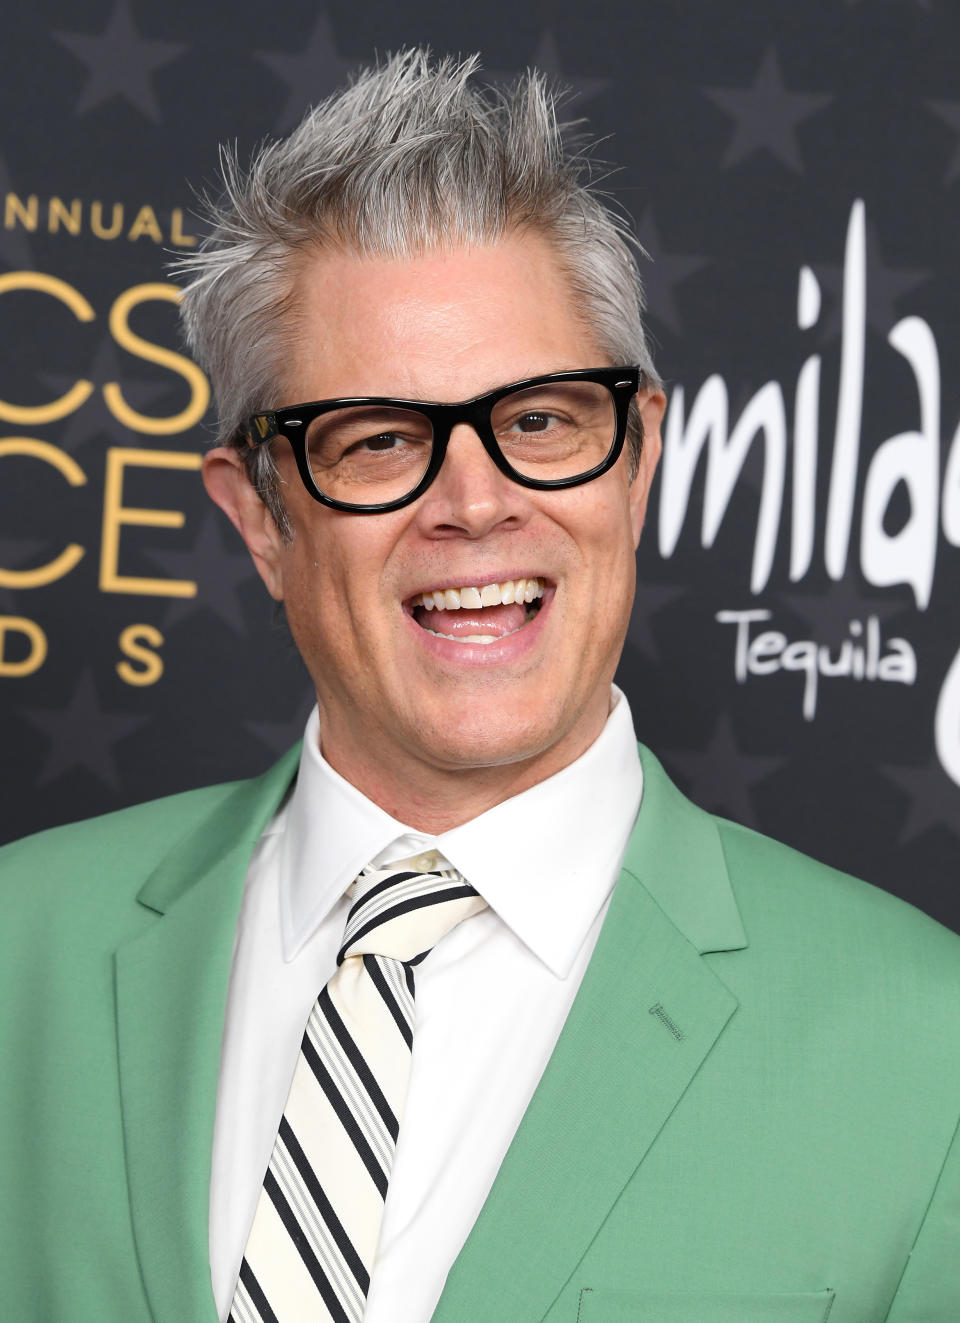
115, 748, 300, 1323
113, 740, 744, 1321
432, 747, 747, 1323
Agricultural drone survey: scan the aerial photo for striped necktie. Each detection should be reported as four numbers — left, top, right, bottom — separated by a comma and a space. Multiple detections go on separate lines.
230, 851, 486, 1323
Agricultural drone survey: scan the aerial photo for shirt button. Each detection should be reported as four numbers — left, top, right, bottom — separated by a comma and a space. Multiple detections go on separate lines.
412, 849, 441, 872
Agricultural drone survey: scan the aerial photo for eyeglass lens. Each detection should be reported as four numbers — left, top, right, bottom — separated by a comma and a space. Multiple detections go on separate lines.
299, 380, 617, 505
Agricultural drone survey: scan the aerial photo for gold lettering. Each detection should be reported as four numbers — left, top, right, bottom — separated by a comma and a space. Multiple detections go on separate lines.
127, 204, 163, 243
99, 447, 202, 596
0, 273, 95, 424
0, 439, 87, 587
4, 193, 38, 231
0, 616, 47, 677
48, 197, 82, 236
90, 200, 124, 240
170, 208, 197, 247
105, 283, 210, 434
117, 623, 164, 685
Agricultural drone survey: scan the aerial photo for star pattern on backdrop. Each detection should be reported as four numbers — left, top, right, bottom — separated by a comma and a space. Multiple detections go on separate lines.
814, 219, 931, 342
255, 11, 353, 133
626, 579, 686, 664
147, 509, 256, 635
53, 0, 185, 123
781, 578, 911, 646
636, 208, 708, 338
883, 754, 960, 844
38, 338, 176, 454
661, 713, 783, 827
21, 670, 151, 791
487, 30, 610, 109
927, 101, 960, 185
705, 47, 832, 174
0, 155, 35, 270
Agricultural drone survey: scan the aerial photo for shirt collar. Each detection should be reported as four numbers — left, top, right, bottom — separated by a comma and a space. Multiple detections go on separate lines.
280, 688, 643, 976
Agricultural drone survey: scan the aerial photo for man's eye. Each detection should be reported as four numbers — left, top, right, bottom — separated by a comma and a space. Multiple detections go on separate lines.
343, 432, 418, 455
513, 412, 555, 433
362, 433, 404, 452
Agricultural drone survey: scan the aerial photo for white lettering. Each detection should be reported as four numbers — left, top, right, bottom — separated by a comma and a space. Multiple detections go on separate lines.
659, 378, 786, 593
825, 199, 866, 582
860, 317, 939, 608
716, 609, 917, 720
935, 645, 960, 787
792, 265, 821, 582
780, 639, 819, 720
660, 199, 957, 610
941, 415, 960, 547
714, 608, 772, 681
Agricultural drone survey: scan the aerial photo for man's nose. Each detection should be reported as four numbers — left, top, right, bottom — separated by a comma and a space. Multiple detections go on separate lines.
414, 423, 530, 538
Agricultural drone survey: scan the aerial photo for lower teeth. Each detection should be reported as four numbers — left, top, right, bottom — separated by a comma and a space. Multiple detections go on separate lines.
423, 628, 516, 644
422, 606, 538, 645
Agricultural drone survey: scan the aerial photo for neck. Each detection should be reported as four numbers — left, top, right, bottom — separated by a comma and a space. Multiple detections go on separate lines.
315, 708, 609, 834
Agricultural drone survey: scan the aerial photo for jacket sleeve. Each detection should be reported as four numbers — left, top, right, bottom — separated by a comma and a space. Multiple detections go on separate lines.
884, 1107, 960, 1320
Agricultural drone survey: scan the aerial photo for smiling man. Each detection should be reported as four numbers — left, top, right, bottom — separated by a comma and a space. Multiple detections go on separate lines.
205, 235, 660, 829
2, 50, 960, 1323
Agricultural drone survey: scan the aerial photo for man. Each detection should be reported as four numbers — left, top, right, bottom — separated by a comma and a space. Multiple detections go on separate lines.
1, 50, 958, 1323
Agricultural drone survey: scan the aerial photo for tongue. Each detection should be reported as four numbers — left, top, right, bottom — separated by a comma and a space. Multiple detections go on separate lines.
416, 602, 528, 638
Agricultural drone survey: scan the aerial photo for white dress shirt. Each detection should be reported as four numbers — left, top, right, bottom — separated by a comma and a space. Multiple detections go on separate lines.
209, 687, 643, 1322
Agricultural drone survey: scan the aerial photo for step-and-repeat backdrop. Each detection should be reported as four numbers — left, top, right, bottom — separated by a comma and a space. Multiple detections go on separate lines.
2, 0, 958, 931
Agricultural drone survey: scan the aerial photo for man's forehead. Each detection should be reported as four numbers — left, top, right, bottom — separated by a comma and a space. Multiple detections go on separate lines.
279, 232, 602, 405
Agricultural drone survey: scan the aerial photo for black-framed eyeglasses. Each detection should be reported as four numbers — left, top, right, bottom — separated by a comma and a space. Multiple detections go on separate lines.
245, 365, 643, 514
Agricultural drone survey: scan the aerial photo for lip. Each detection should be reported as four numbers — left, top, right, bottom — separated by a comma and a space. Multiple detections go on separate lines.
402, 580, 555, 666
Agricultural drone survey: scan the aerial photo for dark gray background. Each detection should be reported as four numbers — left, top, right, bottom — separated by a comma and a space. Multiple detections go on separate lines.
2, 0, 958, 932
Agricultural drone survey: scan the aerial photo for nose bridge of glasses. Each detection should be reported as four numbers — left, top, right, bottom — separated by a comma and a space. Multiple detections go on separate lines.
432, 397, 510, 478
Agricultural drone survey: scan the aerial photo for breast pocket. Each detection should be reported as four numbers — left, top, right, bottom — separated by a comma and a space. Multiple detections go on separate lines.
576, 1289, 835, 1323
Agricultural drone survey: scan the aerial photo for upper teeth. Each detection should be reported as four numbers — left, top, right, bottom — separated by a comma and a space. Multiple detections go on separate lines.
412, 578, 544, 610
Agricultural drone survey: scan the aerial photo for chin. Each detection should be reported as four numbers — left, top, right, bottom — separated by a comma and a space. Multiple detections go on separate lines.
409, 703, 579, 774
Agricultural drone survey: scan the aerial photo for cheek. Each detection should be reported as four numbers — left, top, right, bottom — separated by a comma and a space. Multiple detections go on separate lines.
572, 520, 637, 634
274, 538, 340, 652
278, 526, 392, 660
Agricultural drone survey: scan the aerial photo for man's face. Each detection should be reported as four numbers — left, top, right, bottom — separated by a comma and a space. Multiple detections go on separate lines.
209, 233, 663, 815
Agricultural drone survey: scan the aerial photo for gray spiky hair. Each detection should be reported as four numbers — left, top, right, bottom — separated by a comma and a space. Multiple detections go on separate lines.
175, 49, 659, 529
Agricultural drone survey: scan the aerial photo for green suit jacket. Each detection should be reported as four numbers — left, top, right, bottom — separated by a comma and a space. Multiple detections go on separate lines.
1, 744, 959, 1322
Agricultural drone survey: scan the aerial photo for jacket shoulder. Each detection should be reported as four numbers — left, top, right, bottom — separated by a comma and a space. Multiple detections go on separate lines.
0, 745, 300, 994
0, 776, 262, 932
714, 813, 960, 977
3, 778, 238, 874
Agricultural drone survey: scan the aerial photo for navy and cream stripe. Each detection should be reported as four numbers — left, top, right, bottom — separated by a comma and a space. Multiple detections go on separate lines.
339, 867, 478, 960
229, 853, 486, 1323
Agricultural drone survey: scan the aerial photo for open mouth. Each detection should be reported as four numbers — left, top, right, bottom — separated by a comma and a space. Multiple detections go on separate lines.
407, 577, 546, 645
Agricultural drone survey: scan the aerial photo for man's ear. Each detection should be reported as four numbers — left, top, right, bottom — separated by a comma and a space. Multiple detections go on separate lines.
629, 387, 666, 546
202, 446, 286, 601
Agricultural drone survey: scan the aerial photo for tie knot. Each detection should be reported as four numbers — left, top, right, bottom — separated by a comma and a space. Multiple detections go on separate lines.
338, 851, 486, 966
